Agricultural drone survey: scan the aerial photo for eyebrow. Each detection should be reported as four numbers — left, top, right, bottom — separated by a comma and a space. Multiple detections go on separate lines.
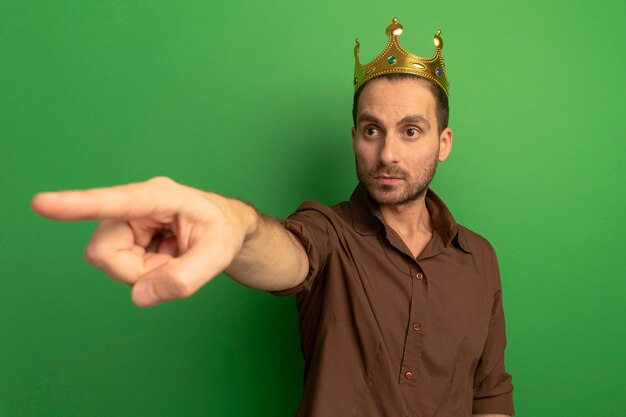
358, 112, 431, 130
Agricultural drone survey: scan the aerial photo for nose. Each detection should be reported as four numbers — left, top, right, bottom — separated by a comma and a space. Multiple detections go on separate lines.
379, 134, 400, 165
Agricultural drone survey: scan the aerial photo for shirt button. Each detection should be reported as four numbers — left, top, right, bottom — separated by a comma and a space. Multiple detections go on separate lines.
412, 322, 422, 332
404, 371, 414, 379
416, 272, 424, 280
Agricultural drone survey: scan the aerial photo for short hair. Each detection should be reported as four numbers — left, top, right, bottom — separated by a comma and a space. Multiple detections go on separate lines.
352, 73, 449, 135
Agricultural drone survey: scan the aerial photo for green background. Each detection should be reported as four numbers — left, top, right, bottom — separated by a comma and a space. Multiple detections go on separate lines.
1, 0, 624, 416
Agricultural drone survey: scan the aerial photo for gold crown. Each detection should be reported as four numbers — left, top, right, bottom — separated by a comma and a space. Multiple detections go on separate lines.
353, 17, 449, 96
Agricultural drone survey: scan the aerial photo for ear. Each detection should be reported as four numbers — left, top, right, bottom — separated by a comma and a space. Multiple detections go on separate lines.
351, 126, 356, 141
438, 127, 453, 162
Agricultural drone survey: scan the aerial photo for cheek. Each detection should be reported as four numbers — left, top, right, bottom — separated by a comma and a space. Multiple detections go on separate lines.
353, 141, 367, 159
354, 146, 377, 169
354, 151, 366, 170
414, 150, 439, 170
354, 138, 379, 157
412, 139, 439, 161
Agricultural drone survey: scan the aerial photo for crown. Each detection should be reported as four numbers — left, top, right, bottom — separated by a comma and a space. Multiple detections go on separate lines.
353, 17, 449, 96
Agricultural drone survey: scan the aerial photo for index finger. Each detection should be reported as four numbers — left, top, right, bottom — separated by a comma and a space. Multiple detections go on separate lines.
31, 177, 181, 221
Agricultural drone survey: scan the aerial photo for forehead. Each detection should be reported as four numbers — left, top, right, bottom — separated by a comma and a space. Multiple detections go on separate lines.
356, 78, 437, 123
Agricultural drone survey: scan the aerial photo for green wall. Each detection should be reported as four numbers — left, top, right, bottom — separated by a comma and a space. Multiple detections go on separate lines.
1, 0, 624, 416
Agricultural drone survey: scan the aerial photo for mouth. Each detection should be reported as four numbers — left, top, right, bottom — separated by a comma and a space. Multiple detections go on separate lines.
374, 175, 403, 185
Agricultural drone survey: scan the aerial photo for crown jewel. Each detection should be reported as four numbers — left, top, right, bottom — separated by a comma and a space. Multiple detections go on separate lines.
353, 17, 449, 96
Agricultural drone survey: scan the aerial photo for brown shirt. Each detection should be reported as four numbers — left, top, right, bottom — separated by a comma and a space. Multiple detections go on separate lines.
271, 184, 514, 417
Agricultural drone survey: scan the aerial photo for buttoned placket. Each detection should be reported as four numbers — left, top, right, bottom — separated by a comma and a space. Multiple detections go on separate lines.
380, 226, 432, 395
397, 233, 447, 415
400, 262, 427, 391
369, 195, 454, 413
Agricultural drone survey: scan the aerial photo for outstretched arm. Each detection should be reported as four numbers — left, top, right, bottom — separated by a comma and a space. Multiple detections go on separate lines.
31, 176, 308, 307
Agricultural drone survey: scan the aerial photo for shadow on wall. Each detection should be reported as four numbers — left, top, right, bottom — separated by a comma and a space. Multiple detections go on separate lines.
177, 93, 353, 415
255, 96, 355, 211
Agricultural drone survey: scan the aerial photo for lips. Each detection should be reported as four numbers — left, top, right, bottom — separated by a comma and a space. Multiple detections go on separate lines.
368, 167, 406, 185
374, 176, 403, 185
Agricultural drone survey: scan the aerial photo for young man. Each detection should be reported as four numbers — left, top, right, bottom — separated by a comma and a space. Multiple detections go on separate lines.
32, 18, 514, 417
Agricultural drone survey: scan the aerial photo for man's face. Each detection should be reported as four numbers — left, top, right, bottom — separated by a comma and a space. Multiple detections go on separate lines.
351, 78, 453, 207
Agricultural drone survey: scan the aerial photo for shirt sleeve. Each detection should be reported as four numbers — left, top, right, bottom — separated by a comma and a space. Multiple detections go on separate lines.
267, 201, 336, 297
472, 243, 515, 415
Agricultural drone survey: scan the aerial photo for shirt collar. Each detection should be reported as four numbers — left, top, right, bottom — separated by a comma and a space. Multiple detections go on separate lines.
349, 183, 472, 253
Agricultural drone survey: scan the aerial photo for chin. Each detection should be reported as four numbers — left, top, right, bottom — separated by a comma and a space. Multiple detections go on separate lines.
366, 183, 408, 205
365, 180, 428, 206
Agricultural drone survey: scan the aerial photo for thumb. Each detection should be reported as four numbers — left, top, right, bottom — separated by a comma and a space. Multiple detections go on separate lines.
132, 279, 160, 307
131, 239, 234, 307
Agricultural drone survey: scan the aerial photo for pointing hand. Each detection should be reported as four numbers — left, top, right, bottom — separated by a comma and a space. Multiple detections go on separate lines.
31, 177, 252, 307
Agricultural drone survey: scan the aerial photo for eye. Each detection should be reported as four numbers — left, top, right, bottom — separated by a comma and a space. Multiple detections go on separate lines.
406, 128, 421, 138
364, 127, 380, 137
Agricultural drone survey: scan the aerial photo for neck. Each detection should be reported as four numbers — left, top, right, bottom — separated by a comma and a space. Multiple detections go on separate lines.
378, 191, 433, 240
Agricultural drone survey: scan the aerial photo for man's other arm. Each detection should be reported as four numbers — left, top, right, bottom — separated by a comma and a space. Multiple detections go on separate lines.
31, 176, 308, 307
472, 243, 515, 415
